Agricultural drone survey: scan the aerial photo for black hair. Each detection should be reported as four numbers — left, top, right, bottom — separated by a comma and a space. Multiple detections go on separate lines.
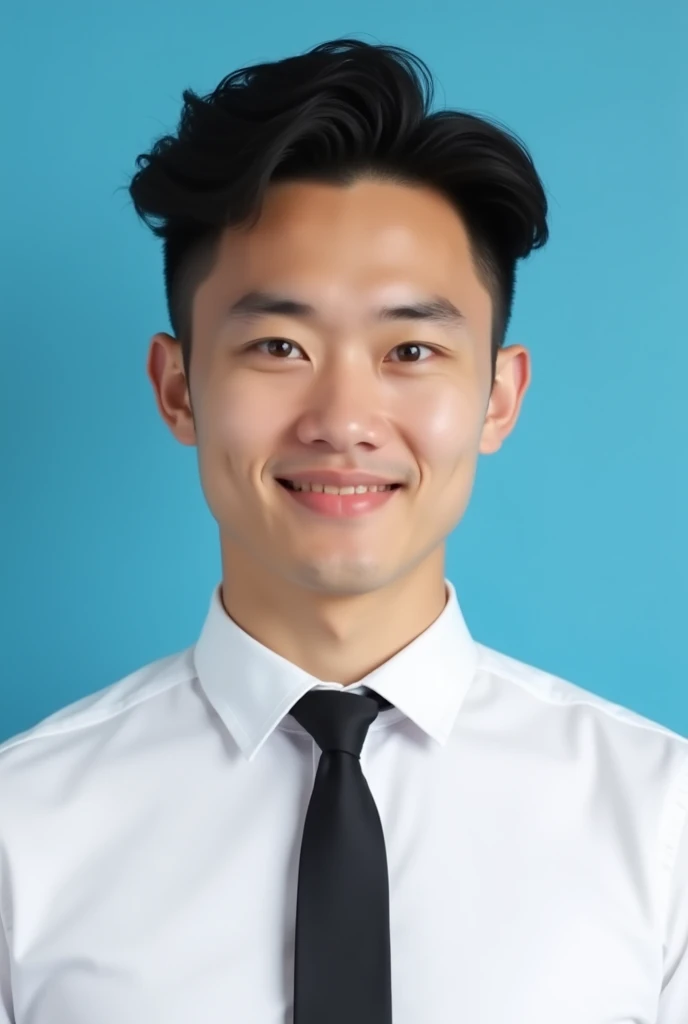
127, 37, 550, 389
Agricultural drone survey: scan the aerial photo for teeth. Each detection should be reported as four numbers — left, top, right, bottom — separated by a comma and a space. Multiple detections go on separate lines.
287, 482, 395, 494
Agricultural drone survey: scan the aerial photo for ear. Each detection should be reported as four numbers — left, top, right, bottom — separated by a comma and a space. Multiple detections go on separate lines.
146, 332, 197, 447
479, 345, 531, 455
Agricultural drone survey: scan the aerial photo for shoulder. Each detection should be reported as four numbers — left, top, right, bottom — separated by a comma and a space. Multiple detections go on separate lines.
0, 646, 196, 793
475, 641, 688, 751
473, 642, 688, 904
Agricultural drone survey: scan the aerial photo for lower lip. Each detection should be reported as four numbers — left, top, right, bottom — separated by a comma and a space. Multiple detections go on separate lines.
278, 482, 400, 518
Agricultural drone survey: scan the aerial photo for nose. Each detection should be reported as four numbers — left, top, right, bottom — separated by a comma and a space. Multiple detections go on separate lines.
293, 364, 392, 453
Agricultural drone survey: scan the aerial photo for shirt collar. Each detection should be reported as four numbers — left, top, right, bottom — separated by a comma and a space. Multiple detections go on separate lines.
194, 577, 478, 761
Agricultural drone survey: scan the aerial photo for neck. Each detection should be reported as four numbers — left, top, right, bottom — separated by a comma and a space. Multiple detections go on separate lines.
219, 546, 448, 685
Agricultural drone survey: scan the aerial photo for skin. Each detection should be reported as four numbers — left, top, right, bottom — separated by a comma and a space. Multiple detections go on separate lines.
148, 178, 531, 685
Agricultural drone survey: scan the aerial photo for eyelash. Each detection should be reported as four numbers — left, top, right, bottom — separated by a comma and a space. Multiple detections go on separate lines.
247, 339, 441, 362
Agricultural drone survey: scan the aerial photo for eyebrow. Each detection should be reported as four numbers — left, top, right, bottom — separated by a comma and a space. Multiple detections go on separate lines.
224, 290, 467, 330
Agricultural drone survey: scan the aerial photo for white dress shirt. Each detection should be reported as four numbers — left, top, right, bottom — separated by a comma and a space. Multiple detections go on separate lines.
1, 577, 687, 1023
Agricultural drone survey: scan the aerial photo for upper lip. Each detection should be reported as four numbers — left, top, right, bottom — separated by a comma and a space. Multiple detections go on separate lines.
276, 470, 403, 487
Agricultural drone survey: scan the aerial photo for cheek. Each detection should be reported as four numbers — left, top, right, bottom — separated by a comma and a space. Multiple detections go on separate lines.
409, 386, 482, 464
201, 379, 285, 461
195, 380, 281, 523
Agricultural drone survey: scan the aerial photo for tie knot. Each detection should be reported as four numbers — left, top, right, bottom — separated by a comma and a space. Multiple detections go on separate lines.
289, 690, 389, 757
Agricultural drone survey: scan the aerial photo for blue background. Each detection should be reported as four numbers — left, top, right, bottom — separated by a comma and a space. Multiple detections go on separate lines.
1, 1, 686, 743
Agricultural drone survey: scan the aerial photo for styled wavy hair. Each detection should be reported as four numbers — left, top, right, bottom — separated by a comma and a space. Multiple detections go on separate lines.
127, 37, 550, 388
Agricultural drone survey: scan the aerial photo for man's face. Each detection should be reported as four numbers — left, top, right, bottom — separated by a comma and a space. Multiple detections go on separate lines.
150, 178, 529, 598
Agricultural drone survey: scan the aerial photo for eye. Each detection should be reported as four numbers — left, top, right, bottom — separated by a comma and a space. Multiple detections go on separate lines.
249, 339, 438, 362
389, 342, 436, 363
251, 339, 302, 359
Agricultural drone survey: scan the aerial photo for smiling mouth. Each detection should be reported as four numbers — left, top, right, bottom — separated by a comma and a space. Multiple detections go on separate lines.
276, 479, 402, 493
274, 478, 403, 519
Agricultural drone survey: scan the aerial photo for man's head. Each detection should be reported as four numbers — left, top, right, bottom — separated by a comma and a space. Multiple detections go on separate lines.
128, 38, 549, 605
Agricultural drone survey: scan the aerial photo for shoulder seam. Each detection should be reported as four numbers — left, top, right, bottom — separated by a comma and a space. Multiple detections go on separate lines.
0, 669, 194, 756
475, 647, 688, 747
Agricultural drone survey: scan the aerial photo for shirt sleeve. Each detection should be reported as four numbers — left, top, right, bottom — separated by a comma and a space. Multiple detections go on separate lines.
0, 910, 13, 1024
657, 750, 688, 1022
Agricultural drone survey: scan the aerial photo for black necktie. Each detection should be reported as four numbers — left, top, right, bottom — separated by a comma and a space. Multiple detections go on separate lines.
289, 688, 394, 1024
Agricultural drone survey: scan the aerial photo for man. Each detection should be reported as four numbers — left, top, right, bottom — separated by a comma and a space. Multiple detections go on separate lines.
1, 36, 686, 1024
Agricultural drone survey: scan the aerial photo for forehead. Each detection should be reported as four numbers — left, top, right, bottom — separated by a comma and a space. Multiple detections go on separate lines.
195, 179, 492, 335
